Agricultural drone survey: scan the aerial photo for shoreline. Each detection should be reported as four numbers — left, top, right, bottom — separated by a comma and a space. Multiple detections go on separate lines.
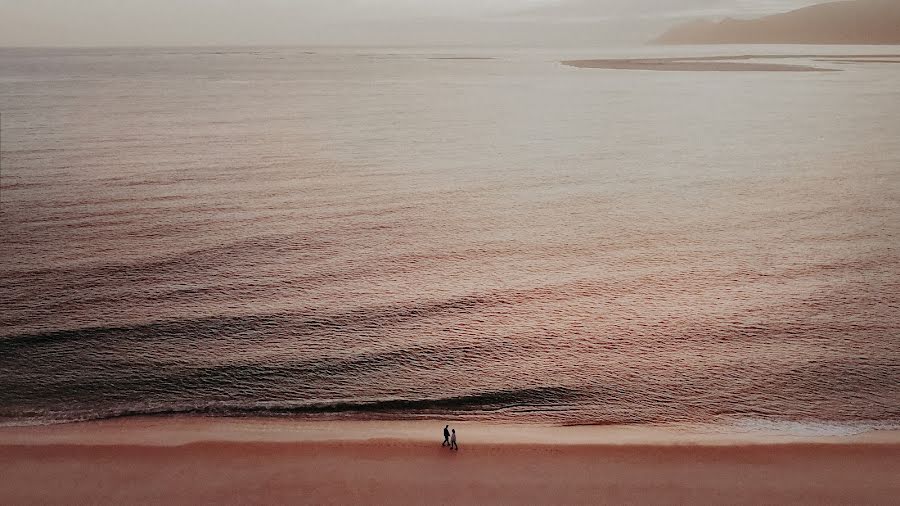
2, 416, 899, 446
2, 419, 898, 505
2, 416, 900, 446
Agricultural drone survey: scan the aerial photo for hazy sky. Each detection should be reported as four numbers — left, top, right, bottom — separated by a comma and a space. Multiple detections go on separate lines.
0, 0, 820, 47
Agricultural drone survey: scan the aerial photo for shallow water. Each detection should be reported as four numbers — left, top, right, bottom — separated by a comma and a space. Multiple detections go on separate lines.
1, 46, 899, 426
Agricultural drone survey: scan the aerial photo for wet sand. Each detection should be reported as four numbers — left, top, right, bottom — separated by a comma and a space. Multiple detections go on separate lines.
2, 419, 898, 505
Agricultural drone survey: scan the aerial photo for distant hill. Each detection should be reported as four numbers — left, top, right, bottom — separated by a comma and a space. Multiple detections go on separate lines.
654, 0, 900, 45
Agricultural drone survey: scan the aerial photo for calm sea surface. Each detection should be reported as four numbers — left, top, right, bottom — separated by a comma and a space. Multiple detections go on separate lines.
1, 46, 899, 429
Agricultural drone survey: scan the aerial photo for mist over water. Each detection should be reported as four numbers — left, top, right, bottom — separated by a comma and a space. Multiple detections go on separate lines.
1, 46, 899, 427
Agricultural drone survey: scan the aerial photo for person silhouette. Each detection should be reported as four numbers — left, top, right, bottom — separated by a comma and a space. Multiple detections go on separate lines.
450, 428, 458, 450
442, 425, 450, 447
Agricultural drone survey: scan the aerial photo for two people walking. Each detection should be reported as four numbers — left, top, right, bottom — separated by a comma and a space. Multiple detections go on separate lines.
442, 424, 458, 450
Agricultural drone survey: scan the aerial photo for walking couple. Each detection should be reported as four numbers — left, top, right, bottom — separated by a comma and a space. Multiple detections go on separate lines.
442, 424, 458, 450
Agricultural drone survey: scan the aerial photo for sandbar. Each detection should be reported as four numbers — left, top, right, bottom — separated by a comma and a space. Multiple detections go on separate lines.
816, 59, 900, 64
429, 57, 496, 60
563, 53, 900, 72
562, 58, 833, 72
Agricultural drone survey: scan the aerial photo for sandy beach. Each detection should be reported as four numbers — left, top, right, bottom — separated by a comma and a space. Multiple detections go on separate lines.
2, 418, 898, 505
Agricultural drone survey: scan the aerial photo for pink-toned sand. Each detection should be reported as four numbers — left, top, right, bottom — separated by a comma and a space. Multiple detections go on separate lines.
2, 419, 898, 505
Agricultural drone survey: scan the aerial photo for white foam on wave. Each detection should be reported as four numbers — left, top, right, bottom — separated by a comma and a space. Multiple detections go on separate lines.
719, 418, 900, 438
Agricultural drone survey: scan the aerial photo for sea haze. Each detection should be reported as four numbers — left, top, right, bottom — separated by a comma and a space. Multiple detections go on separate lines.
1, 46, 899, 427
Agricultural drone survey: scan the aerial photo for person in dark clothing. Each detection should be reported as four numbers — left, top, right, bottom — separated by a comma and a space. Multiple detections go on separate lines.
442, 425, 451, 446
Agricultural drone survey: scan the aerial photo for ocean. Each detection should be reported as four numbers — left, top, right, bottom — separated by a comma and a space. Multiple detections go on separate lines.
1, 46, 899, 429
